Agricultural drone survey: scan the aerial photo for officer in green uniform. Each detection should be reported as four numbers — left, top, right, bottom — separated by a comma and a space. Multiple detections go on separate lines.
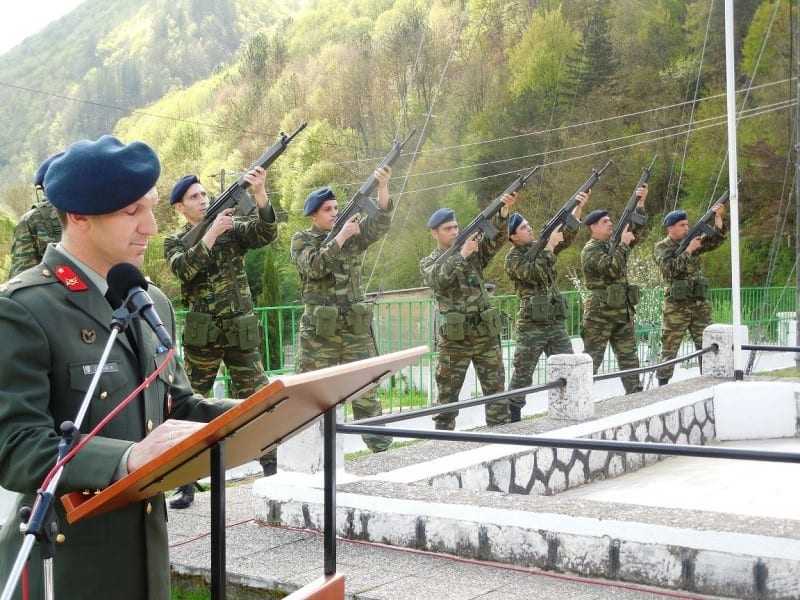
8, 152, 64, 278
164, 170, 277, 508
654, 203, 726, 385
420, 193, 518, 431
0, 135, 234, 600
580, 184, 648, 394
291, 167, 393, 453
504, 191, 589, 421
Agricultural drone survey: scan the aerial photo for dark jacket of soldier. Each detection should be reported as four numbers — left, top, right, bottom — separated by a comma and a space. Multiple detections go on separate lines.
0, 246, 233, 600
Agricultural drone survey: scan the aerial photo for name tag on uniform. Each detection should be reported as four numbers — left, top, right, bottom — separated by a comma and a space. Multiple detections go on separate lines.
82, 362, 120, 376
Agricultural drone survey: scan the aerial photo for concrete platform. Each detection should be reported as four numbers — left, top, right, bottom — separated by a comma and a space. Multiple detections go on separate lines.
168, 484, 728, 599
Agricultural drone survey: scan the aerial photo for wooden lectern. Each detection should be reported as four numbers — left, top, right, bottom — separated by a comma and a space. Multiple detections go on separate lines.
62, 346, 428, 600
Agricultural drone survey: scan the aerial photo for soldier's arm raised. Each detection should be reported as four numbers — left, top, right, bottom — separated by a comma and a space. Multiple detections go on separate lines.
231, 203, 278, 250
164, 233, 212, 283
355, 198, 393, 250
290, 232, 341, 279
506, 247, 553, 284
8, 218, 39, 278
420, 253, 462, 290
476, 212, 509, 268
654, 242, 689, 281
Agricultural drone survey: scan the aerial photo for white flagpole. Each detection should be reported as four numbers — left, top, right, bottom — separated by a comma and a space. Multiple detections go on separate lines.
724, 0, 744, 379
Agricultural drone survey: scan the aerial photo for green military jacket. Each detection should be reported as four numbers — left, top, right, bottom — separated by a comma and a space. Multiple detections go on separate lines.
8, 200, 62, 279
581, 207, 646, 321
505, 229, 576, 323
164, 205, 277, 318
0, 246, 233, 600
654, 223, 726, 303
420, 213, 507, 334
291, 201, 392, 309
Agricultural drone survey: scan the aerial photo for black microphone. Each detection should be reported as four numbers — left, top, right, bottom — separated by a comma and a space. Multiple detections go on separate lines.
107, 263, 173, 350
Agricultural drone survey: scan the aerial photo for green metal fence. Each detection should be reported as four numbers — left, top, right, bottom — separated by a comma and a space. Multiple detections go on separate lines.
175, 286, 797, 418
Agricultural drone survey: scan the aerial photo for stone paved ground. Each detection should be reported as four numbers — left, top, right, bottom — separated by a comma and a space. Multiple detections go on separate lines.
168, 483, 729, 599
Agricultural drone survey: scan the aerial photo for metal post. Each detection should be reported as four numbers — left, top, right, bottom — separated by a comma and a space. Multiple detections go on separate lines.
323, 409, 337, 576
723, 0, 744, 380
793, 0, 800, 370
210, 442, 226, 600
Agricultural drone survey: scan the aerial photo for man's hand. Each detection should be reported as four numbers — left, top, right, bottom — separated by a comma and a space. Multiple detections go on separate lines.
202, 208, 235, 249
127, 419, 206, 473
460, 233, 480, 258
499, 192, 518, 217
546, 227, 564, 251
636, 183, 648, 207
244, 166, 268, 208
621, 224, 635, 246
375, 166, 391, 210
334, 214, 361, 248
685, 236, 703, 255
573, 190, 590, 218
712, 201, 726, 228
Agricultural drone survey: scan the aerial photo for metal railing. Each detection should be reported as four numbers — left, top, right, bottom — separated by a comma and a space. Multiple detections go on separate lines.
174, 286, 798, 417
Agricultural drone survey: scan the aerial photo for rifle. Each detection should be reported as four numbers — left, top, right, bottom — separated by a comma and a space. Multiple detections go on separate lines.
534, 160, 612, 253
609, 155, 656, 252
324, 129, 416, 244
433, 164, 541, 264
180, 122, 307, 247
672, 188, 731, 256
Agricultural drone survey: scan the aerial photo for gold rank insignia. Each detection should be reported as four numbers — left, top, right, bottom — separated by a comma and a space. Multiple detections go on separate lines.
80, 328, 97, 344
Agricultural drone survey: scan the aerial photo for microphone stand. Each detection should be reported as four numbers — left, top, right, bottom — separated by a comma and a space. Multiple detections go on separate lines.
1, 305, 136, 600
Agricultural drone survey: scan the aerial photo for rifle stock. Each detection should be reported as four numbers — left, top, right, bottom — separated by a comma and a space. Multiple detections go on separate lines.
608, 154, 656, 252
323, 129, 416, 244
433, 165, 541, 264
181, 122, 307, 247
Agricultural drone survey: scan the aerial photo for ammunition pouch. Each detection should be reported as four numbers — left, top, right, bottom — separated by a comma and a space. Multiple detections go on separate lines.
312, 305, 339, 339
234, 314, 261, 351
693, 276, 710, 300
441, 312, 466, 341
627, 284, 641, 307
605, 283, 628, 309
525, 296, 551, 322
479, 307, 502, 337
669, 279, 692, 302
346, 303, 373, 336
183, 311, 213, 347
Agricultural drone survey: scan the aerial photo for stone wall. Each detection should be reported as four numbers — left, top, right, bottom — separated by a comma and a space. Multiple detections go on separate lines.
426, 396, 716, 496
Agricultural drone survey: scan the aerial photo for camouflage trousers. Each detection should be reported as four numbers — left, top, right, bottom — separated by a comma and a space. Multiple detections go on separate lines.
656, 298, 712, 381
184, 337, 275, 466
298, 312, 391, 452
434, 331, 510, 430
582, 316, 642, 395
509, 319, 573, 410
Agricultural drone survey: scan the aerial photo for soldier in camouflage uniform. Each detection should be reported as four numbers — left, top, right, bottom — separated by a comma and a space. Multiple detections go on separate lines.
420, 193, 518, 431
291, 167, 394, 452
165, 168, 277, 507
505, 192, 589, 421
580, 184, 648, 395
8, 152, 64, 279
654, 204, 726, 385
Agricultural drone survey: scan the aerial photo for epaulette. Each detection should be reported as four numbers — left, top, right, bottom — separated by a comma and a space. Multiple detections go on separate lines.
0, 266, 59, 296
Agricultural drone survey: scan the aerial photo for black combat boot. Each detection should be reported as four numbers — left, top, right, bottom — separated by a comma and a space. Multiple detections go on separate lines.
260, 456, 277, 477
658, 377, 670, 387
509, 405, 522, 423
169, 483, 195, 509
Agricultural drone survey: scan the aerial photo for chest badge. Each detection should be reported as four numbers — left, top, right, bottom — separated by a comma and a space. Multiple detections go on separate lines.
80, 328, 97, 344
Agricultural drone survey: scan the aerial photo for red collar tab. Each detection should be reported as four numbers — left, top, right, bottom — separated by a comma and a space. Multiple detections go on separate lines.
54, 265, 89, 292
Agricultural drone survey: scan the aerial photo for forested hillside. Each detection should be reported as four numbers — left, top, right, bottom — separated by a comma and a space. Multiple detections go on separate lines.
1, 0, 796, 304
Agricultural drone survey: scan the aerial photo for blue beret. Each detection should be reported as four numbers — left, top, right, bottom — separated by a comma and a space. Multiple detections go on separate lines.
663, 210, 688, 227
508, 212, 525, 236
304, 186, 335, 216
584, 209, 609, 227
171, 174, 200, 205
44, 135, 160, 215
427, 208, 455, 229
34, 152, 65, 188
